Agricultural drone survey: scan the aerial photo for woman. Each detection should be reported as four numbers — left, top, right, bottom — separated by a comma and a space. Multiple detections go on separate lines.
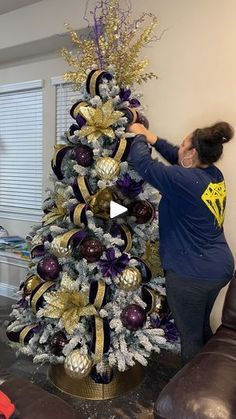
128, 121, 234, 364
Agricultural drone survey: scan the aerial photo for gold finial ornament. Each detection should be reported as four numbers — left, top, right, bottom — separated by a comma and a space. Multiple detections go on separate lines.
118, 267, 142, 291
95, 157, 120, 180
64, 350, 93, 379
62, 0, 158, 89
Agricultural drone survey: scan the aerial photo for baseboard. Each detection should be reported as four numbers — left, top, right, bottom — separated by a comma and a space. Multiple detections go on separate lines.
0, 283, 18, 300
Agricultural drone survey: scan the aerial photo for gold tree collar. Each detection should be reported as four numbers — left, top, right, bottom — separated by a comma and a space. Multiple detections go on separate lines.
62, 0, 158, 88
78, 100, 123, 141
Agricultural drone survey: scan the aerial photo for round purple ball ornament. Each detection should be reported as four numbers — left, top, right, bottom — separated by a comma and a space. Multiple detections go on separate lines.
37, 255, 61, 280
121, 304, 147, 331
50, 331, 68, 356
79, 237, 105, 263
73, 144, 93, 167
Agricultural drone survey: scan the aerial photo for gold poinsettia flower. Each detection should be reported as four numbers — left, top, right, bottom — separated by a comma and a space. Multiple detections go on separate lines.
42, 193, 67, 226
42, 275, 97, 334
78, 99, 123, 142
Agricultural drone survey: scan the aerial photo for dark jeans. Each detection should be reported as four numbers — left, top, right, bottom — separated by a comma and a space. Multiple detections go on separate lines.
165, 270, 230, 365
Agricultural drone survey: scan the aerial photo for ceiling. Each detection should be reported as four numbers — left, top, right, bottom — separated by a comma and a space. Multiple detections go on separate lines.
0, 0, 42, 15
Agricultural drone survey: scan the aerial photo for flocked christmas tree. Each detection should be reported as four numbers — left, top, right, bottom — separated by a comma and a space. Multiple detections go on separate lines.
7, 0, 178, 397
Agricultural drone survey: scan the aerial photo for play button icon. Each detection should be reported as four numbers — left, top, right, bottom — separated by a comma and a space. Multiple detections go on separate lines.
110, 201, 128, 218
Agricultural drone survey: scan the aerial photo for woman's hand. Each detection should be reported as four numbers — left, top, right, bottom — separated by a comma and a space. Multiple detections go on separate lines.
128, 123, 158, 145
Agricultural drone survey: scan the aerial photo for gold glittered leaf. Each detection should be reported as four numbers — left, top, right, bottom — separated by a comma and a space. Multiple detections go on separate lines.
61, 1, 158, 88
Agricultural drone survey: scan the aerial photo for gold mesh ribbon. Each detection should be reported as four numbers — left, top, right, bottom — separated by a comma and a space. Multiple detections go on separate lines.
89, 70, 105, 97
77, 176, 92, 202
120, 224, 132, 253
73, 204, 86, 226
112, 138, 128, 162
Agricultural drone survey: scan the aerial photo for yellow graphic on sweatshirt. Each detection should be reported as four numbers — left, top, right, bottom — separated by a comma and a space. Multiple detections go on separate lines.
201, 181, 226, 227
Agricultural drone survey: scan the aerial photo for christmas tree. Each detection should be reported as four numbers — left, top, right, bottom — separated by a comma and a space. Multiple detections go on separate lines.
7, 0, 178, 397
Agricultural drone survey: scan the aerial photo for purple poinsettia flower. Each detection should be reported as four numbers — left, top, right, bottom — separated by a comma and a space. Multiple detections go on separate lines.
116, 173, 144, 197
150, 313, 179, 342
99, 247, 129, 278
119, 88, 141, 108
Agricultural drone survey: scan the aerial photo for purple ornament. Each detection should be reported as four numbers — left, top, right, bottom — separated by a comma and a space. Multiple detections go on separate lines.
74, 144, 93, 167
119, 88, 132, 102
129, 98, 141, 108
50, 331, 68, 356
79, 237, 104, 263
116, 173, 144, 197
119, 88, 141, 108
37, 255, 61, 280
150, 313, 179, 342
129, 200, 155, 224
99, 247, 129, 278
121, 304, 146, 331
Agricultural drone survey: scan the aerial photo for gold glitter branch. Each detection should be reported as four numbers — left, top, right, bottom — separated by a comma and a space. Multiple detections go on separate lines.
62, 0, 158, 88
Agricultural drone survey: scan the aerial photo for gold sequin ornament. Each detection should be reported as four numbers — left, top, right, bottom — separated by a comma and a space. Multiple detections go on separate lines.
64, 350, 93, 379
118, 267, 142, 291
23, 275, 42, 297
95, 157, 120, 180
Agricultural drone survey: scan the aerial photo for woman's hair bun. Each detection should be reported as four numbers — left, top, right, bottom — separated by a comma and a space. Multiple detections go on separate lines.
211, 122, 234, 144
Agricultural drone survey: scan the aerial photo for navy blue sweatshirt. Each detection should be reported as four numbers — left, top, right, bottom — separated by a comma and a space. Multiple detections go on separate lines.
129, 135, 234, 281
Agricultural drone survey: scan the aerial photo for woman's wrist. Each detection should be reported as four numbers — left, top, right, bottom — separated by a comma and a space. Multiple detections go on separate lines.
148, 133, 159, 145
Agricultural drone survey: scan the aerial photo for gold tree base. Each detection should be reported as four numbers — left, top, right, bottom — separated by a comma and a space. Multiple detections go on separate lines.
48, 363, 145, 400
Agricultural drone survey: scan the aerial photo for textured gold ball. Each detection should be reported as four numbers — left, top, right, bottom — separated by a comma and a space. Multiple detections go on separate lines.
64, 350, 93, 379
118, 267, 142, 291
23, 275, 42, 296
50, 236, 72, 258
95, 157, 120, 180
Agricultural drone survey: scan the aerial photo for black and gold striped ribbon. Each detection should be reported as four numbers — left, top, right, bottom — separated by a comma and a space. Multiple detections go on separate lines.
19, 324, 38, 345
31, 281, 55, 313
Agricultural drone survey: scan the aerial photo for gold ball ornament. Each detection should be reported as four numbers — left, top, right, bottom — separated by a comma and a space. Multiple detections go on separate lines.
50, 236, 72, 258
95, 157, 120, 180
118, 267, 142, 291
64, 350, 93, 379
23, 275, 42, 297
88, 187, 120, 220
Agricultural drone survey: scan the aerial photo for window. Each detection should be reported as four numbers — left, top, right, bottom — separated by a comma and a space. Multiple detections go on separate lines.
51, 76, 80, 143
0, 80, 43, 222
51, 77, 78, 143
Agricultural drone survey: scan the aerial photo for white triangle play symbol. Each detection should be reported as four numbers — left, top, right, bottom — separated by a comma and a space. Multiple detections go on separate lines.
110, 201, 127, 218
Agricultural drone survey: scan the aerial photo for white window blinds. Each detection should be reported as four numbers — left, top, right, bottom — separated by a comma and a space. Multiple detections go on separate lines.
51, 77, 79, 143
0, 80, 43, 221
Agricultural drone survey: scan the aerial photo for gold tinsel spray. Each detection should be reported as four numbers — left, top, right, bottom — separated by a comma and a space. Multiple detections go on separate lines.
61, 0, 158, 89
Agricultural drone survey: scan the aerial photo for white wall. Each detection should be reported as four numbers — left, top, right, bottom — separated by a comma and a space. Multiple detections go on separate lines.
0, 0, 235, 326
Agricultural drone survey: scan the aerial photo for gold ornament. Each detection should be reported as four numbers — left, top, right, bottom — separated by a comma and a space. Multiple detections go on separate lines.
118, 267, 141, 291
141, 240, 164, 278
88, 187, 120, 220
50, 236, 72, 258
62, 1, 158, 88
78, 100, 123, 142
95, 157, 120, 180
64, 349, 93, 379
23, 275, 42, 297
